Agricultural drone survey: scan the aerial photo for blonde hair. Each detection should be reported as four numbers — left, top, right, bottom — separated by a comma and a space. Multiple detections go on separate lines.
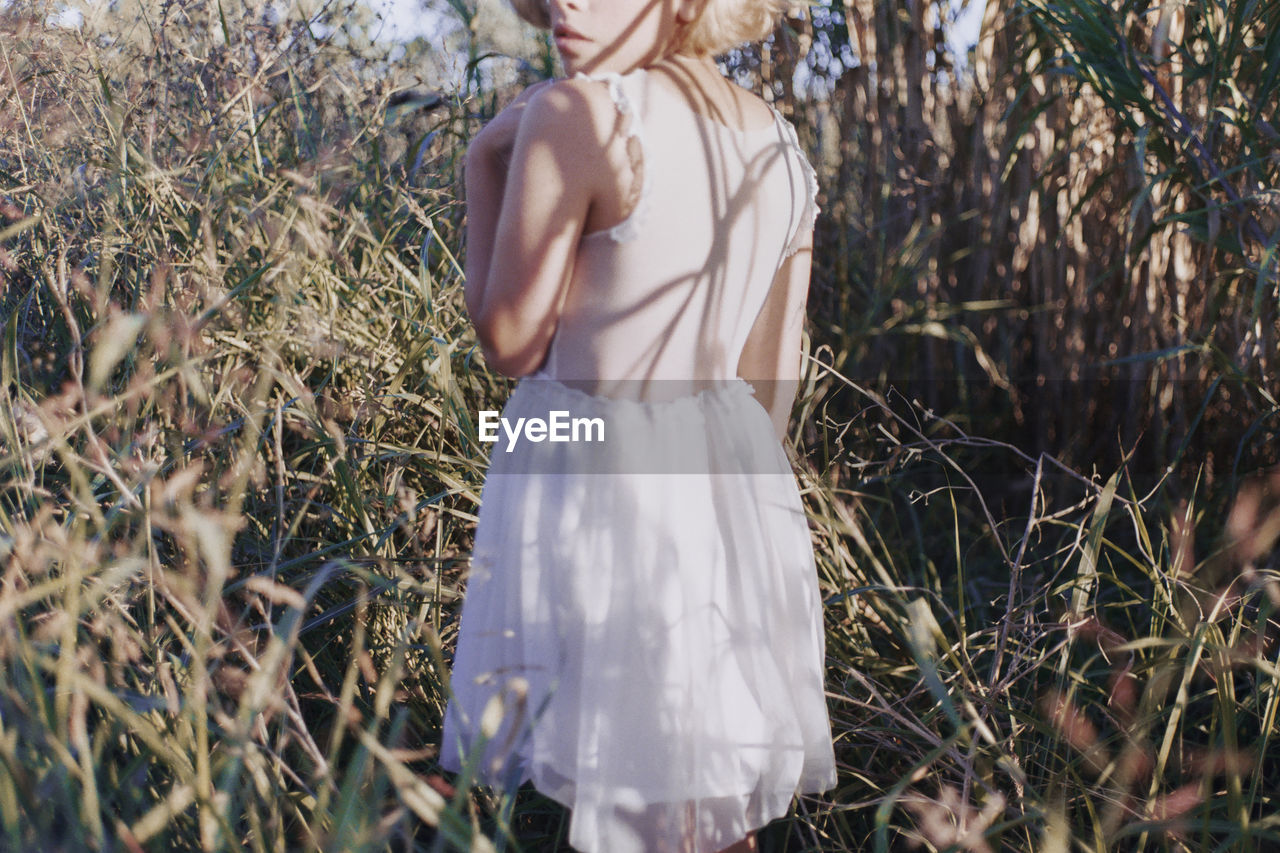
508, 0, 785, 58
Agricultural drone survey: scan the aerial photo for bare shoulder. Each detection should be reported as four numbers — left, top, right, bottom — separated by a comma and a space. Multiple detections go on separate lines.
646, 60, 776, 131
726, 84, 779, 128
520, 76, 620, 150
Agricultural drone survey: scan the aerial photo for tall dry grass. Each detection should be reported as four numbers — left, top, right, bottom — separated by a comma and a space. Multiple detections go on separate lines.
1, 0, 496, 848
756, 0, 1278, 491
1, 0, 1278, 850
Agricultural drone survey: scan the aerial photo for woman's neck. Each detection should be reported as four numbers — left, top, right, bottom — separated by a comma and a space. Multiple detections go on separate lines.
650, 52, 720, 78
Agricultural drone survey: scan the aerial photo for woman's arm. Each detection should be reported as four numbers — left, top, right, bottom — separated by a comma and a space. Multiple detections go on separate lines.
462, 154, 506, 324
736, 235, 813, 443
465, 79, 612, 377
462, 81, 552, 322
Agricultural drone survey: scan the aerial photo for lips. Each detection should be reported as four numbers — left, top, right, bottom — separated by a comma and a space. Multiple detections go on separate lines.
553, 23, 587, 42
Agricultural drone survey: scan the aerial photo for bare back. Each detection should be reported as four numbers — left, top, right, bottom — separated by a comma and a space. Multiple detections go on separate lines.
536, 63, 818, 397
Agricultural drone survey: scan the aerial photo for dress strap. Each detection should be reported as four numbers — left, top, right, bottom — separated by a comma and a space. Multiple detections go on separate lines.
768, 105, 820, 259
572, 70, 651, 243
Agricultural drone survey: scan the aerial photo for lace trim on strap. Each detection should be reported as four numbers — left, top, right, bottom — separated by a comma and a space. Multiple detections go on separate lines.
769, 105, 820, 258
573, 70, 650, 243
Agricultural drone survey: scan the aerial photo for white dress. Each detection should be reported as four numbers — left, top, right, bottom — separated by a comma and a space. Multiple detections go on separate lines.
440, 67, 837, 853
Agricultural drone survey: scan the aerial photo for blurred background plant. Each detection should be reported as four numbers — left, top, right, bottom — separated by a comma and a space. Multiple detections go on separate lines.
0, 0, 1276, 849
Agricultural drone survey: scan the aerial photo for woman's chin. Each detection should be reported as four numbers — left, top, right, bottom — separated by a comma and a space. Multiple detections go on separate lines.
559, 57, 597, 77
554, 44, 588, 76
556, 48, 634, 78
